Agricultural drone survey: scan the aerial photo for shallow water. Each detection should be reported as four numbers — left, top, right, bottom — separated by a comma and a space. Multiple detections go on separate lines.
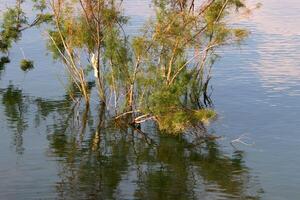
0, 0, 300, 199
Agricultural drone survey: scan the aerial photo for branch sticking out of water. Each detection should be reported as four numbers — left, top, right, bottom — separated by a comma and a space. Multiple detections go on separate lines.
230, 134, 255, 148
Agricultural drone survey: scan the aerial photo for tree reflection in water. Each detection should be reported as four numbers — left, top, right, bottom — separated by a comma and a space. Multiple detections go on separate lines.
0, 84, 28, 154
0, 56, 10, 78
0, 85, 263, 199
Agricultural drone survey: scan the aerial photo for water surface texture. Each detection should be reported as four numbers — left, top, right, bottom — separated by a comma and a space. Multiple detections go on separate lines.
0, 0, 300, 199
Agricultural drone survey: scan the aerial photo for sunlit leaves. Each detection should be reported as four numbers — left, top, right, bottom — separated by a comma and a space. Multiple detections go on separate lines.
0, 0, 52, 53
0, 7, 27, 51
0, 0, 249, 134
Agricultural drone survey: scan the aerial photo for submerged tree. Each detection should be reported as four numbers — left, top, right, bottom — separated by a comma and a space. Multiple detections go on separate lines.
47, 0, 129, 105
0, 0, 251, 135
122, 0, 249, 134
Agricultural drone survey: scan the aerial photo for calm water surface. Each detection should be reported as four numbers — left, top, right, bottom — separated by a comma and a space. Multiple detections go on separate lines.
0, 0, 300, 199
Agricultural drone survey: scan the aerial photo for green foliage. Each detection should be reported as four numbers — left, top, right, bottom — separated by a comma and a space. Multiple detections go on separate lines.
0, 0, 249, 134
20, 59, 34, 71
47, 30, 65, 60
103, 27, 131, 82
0, 0, 52, 53
233, 28, 249, 42
34, 13, 53, 26
129, 0, 247, 134
0, 7, 26, 52
132, 37, 148, 58
156, 109, 216, 134
145, 72, 216, 134
31, 0, 47, 12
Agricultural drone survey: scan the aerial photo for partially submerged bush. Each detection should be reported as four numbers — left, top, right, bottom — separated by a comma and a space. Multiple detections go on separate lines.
20, 59, 34, 72
154, 109, 216, 135
0, 0, 249, 135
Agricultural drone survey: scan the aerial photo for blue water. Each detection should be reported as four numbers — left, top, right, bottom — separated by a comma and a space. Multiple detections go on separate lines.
0, 0, 300, 199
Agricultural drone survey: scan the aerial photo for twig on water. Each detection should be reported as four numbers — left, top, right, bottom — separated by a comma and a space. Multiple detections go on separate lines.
230, 133, 255, 148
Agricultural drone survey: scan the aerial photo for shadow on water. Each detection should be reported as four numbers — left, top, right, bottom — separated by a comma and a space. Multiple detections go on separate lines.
0, 85, 263, 199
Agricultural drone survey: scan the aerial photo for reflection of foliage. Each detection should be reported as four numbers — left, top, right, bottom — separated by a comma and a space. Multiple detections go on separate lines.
39, 104, 262, 199
1, 85, 29, 154
0, 56, 10, 77
0, 86, 263, 199
134, 137, 262, 200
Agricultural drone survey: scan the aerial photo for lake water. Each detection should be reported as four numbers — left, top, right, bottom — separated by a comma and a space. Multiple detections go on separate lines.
0, 0, 300, 199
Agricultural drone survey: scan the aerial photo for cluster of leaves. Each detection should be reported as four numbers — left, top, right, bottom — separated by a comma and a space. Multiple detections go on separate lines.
45, 0, 131, 104
0, 3, 26, 52
20, 59, 34, 71
148, 83, 216, 133
0, 0, 52, 77
0, 0, 52, 53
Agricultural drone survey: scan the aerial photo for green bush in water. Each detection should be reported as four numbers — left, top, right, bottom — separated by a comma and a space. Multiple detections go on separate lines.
155, 108, 216, 135
146, 81, 216, 134
20, 59, 34, 72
